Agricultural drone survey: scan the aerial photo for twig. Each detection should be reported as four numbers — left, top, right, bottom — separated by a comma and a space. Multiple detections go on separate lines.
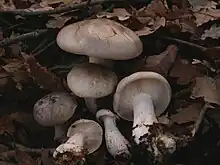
0, 0, 125, 16
159, 36, 207, 51
191, 103, 214, 136
31, 38, 48, 54
0, 144, 55, 161
33, 40, 56, 56
0, 29, 48, 47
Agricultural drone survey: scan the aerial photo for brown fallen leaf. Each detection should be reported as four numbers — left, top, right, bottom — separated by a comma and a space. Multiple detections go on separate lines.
46, 15, 72, 28
0, 161, 17, 165
191, 76, 220, 105
169, 57, 205, 85
96, 8, 131, 21
189, 1, 220, 26
2, 58, 30, 90
16, 150, 37, 165
0, 112, 32, 135
21, 53, 65, 92
171, 102, 204, 124
142, 45, 177, 75
133, 0, 168, 36
201, 24, 220, 40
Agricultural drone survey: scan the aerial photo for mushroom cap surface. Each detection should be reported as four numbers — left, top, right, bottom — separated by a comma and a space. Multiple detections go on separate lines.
56, 18, 143, 60
67, 119, 103, 154
96, 109, 118, 121
67, 63, 118, 98
113, 72, 171, 121
33, 92, 77, 126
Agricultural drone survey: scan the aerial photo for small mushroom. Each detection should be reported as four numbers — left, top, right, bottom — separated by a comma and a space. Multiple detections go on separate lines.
56, 18, 143, 68
33, 92, 77, 140
96, 109, 131, 161
53, 119, 103, 165
67, 63, 118, 113
113, 72, 176, 163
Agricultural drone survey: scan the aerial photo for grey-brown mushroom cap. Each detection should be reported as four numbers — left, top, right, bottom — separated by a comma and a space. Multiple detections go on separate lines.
56, 18, 143, 60
33, 92, 77, 126
113, 72, 172, 121
67, 119, 103, 154
67, 63, 118, 98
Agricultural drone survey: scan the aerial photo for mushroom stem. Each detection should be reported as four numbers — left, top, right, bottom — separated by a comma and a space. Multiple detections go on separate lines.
101, 116, 131, 158
54, 124, 65, 140
132, 93, 158, 144
84, 98, 97, 113
66, 133, 85, 154
89, 57, 114, 69
53, 133, 86, 159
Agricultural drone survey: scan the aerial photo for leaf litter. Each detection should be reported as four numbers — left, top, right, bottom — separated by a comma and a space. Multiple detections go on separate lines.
1, 0, 220, 164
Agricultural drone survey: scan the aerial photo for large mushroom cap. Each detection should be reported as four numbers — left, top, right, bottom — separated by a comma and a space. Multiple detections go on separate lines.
113, 72, 171, 121
67, 119, 103, 154
33, 92, 77, 126
67, 63, 118, 98
56, 18, 143, 60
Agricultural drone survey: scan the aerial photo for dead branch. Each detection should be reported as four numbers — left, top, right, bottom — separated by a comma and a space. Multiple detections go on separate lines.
160, 36, 207, 51
0, 29, 48, 47
0, 144, 55, 161
0, 0, 125, 16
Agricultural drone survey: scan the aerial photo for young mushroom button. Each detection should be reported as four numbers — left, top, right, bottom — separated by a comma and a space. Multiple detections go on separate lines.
96, 109, 131, 161
113, 72, 176, 163
53, 119, 103, 165
67, 63, 118, 113
33, 92, 77, 140
56, 18, 143, 68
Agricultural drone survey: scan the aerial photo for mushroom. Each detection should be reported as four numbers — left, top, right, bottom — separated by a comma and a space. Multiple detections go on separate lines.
96, 109, 131, 161
33, 92, 77, 140
67, 63, 118, 113
53, 119, 103, 165
113, 72, 176, 163
56, 18, 143, 68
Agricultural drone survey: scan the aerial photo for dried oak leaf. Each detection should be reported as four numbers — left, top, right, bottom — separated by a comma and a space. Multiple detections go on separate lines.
143, 45, 177, 75
46, 14, 72, 28
169, 57, 205, 85
190, 76, 220, 105
190, 1, 220, 26
16, 150, 37, 165
21, 53, 65, 92
0, 112, 31, 135
0, 0, 16, 10
96, 8, 132, 21
134, 0, 168, 36
2, 58, 30, 90
171, 102, 203, 124
201, 24, 220, 40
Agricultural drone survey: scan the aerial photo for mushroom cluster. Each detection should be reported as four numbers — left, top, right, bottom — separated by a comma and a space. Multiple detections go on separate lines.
33, 18, 192, 165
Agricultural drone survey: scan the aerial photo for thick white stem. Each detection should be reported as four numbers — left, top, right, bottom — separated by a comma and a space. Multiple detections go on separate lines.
66, 133, 85, 153
102, 116, 130, 158
132, 93, 158, 144
89, 57, 114, 69
84, 98, 97, 113
53, 133, 85, 158
54, 124, 65, 140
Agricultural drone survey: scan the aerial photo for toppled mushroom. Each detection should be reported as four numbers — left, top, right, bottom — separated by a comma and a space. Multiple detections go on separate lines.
113, 72, 176, 163
96, 109, 131, 161
53, 119, 103, 165
56, 18, 143, 68
33, 92, 77, 140
67, 63, 118, 113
